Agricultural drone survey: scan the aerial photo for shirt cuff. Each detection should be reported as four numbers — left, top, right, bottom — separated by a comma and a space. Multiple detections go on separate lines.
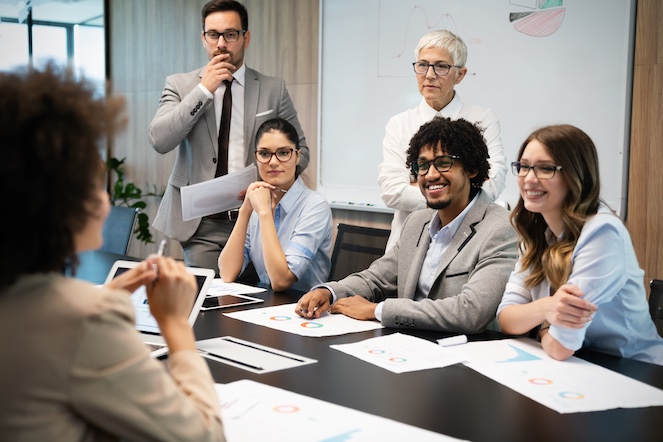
197, 83, 214, 99
374, 301, 384, 322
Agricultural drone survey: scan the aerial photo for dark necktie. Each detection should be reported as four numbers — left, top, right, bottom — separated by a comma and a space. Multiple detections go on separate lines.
215, 79, 233, 177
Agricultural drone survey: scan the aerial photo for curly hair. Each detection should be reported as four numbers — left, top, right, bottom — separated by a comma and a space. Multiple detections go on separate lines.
0, 65, 125, 290
511, 124, 601, 290
405, 116, 490, 189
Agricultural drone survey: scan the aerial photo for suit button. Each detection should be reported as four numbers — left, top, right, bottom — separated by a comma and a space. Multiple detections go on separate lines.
213, 158, 217, 163
196, 103, 201, 109
190, 111, 195, 116
198, 101, 202, 106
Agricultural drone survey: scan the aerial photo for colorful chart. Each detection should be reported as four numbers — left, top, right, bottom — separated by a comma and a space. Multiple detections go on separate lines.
301, 322, 323, 329
510, 0, 565, 37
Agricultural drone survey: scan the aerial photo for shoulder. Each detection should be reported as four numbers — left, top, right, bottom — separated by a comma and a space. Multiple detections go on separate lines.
246, 67, 285, 87
580, 205, 626, 240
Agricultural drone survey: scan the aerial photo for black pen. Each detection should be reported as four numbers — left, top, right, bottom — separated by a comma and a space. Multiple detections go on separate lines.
198, 349, 264, 371
222, 337, 306, 363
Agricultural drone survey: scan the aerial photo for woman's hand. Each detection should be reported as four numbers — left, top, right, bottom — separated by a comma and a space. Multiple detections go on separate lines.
104, 260, 155, 294
245, 181, 277, 216
544, 284, 597, 329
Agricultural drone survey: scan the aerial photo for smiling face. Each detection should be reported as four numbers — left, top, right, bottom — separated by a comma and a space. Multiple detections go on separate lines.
518, 139, 569, 236
256, 130, 300, 190
416, 47, 467, 111
202, 10, 250, 69
417, 143, 475, 225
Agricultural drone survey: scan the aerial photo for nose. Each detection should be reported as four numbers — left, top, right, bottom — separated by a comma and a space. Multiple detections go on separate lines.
425, 65, 437, 79
268, 153, 280, 165
523, 167, 539, 183
425, 163, 441, 180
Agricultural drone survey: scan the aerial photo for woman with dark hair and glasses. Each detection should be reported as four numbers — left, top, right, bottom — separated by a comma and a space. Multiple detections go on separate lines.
219, 118, 332, 292
497, 124, 663, 364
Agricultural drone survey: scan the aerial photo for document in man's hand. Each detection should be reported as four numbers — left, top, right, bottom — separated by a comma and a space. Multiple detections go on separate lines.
181, 165, 256, 221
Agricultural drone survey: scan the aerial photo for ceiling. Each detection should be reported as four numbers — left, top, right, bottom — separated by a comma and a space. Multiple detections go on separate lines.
0, 0, 104, 26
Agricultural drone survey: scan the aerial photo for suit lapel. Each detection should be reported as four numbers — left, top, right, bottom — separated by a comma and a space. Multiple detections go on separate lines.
432, 192, 489, 281
403, 217, 432, 298
197, 68, 218, 156
244, 68, 260, 164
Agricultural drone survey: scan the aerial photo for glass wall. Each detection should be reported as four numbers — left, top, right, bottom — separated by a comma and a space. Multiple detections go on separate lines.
0, 0, 105, 94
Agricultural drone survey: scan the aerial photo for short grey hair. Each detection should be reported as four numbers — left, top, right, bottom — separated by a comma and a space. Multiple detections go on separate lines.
414, 29, 468, 68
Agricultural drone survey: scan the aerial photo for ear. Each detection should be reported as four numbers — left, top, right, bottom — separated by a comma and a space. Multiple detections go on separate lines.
295, 149, 301, 166
244, 30, 251, 49
455, 66, 468, 85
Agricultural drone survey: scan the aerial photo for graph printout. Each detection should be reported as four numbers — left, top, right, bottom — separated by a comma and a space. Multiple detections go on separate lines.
224, 303, 384, 337
216, 379, 461, 441
449, 338, 663, 413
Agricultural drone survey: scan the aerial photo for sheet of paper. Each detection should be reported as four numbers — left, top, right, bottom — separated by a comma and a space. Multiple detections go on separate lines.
197, 336, 316, 374
180, 165, 256, 221
224, 303, 384, 337
206, 278, 267, 297
216, 379, 462, 441
449, 338, 663, 414
330, 332, 465, 374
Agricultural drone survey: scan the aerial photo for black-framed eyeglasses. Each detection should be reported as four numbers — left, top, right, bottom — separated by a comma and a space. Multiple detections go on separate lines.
203, 29, 246, 44
254, 148, 296, 164
412, 155, 460, 176
511, 162, 562, 180
412, 61, 461, 77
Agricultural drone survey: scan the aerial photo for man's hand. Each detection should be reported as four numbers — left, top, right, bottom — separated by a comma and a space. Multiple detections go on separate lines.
545, 284, 597, 329
295, 288, 332, 319
331, 295, 377, 321
200, 53, 235, 93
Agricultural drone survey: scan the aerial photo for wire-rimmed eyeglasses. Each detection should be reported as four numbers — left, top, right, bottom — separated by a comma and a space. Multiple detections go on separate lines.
412, 61, 461, 77
511, 162, 562, 180
412, 155, 460, 176
254, 148, 296, 164
203, 29, 246, 44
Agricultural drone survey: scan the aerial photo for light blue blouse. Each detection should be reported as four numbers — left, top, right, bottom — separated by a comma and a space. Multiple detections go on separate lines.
243, 177, 332, 292
498, 204, 663, 365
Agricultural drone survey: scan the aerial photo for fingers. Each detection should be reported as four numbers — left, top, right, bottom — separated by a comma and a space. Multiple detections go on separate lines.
146, 257, 197, 322
548, 285, 598, 328
295, 289, 331, 319
201, 54, 235, 92
105, 260, 156, 293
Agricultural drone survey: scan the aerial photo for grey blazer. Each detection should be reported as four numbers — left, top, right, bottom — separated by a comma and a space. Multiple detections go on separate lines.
328, 191, 518, 333
148, 66, 309, 242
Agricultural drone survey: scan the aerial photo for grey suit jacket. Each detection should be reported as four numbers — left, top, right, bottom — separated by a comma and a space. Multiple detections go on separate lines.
328, 191, 518, 333
149, 66, 308, 242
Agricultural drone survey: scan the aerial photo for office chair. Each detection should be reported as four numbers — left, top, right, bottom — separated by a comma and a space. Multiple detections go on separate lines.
101, 205, 138, 255
649, 279, 663, 337
328, 223, 390, 281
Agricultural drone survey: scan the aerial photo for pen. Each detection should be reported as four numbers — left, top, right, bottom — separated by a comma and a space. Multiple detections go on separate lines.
198, 349, 264, 371
157, 238, 167, 256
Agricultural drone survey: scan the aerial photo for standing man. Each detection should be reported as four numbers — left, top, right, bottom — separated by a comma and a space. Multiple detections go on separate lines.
149, 0, 308, 272
296, 117, 517, 333
378, 29, 506, 250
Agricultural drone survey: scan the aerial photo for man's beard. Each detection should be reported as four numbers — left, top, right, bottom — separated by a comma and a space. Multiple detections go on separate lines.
426, 198, 451, 210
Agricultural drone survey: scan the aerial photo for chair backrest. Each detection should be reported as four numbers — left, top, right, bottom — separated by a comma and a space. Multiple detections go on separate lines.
101, 205, 138, 255
328, 223, 390, 281
649, 279, 663, 337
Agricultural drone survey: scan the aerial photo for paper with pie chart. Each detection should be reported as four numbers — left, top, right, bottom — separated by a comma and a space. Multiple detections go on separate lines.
216, 379, 460, 441
330, 333, 466, 374
449, 338, 663, 414
224, 303, 384, 337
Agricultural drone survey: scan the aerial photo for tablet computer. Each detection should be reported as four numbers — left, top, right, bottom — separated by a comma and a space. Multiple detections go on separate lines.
201, 293, 264, 311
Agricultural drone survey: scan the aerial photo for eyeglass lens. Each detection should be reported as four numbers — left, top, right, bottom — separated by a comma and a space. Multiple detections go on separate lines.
414, 156, 455, 175
412, 62, 452, 76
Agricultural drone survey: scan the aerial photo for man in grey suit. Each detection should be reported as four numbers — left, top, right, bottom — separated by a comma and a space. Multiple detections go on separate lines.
296, 117, 517, 333
149, 0, 308, 272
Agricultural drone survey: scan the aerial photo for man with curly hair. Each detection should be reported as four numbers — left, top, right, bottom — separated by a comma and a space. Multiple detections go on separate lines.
296, 117, 517, 333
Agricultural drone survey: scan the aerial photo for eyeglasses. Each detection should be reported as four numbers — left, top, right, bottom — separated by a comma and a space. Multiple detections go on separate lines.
511, 162, 562, 180
203, 29, 246, 44
412, 61, 461, 77
412, 155, 460, 176
255, 148, 296, 163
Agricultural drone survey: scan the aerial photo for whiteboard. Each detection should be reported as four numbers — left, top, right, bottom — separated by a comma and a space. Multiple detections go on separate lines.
318, 0, 636, 214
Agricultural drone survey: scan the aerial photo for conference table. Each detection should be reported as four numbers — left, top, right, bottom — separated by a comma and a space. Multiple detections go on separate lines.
78, 250, 663, 442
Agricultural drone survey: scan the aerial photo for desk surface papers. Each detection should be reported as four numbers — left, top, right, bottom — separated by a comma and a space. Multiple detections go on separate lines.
224, 303, 384, 337
331, 332, 465, 373
449, 338, 663, 414
216, 379, 462, 441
